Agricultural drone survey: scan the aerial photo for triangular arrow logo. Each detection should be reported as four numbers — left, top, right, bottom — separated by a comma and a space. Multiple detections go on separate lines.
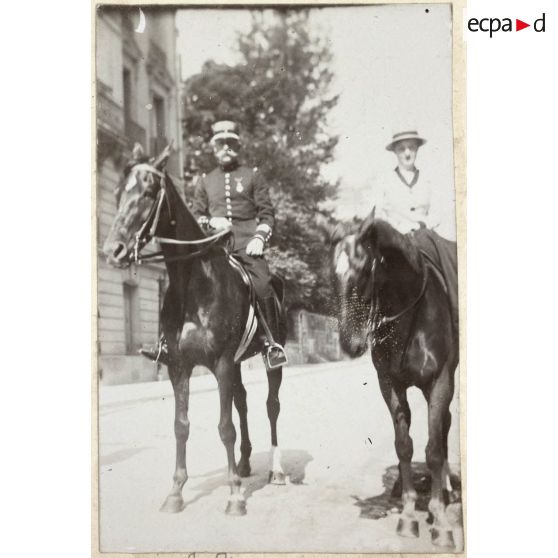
516, 19, 530, 31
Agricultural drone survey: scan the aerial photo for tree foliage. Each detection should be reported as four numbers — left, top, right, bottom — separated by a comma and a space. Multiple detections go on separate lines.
182, 9, 340, 312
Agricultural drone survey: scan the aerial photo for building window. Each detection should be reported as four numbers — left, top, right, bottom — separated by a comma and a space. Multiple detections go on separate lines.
150, 94, 167, 155
153, 95, 165, 137
122, 66, 146, 148
123, 281, 141, 355
122, 68, 133, 124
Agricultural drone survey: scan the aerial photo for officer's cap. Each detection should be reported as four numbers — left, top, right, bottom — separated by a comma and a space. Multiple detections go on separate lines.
210, 121, 241, 144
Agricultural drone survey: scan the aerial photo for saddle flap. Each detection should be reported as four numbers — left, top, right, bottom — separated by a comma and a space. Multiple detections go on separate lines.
228, 255, 258, 363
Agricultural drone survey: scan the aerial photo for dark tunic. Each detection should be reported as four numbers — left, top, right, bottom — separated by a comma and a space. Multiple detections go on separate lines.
192, 164, 275, 298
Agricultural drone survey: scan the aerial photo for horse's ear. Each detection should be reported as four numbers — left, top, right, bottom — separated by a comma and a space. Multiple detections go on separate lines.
153, 140, 175, 170
132, 142, 145, 160
371, 205, 376, 220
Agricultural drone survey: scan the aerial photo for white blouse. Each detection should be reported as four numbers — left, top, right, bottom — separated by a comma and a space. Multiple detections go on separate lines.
370, 168, 441, 234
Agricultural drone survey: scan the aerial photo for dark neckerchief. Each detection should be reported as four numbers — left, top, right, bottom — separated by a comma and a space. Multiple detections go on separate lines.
395, 166, 420, 188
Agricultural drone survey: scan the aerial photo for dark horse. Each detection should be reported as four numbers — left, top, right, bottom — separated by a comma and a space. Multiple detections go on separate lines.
327, 212, 459, 548
102, 144, 287, 515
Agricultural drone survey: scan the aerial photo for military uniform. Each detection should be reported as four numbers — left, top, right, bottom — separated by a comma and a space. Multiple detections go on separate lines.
192, 164, 275, 299
141, 120, 287, 370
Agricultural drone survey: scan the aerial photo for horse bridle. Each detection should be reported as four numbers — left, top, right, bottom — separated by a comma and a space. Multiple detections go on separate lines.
126, 164, 231, 265
367, 254, 430, 344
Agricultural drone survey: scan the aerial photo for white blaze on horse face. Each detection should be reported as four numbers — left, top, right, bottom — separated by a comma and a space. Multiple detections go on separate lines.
336, 250, 350, 276
124, 164, 155, 192
124, 171, 138, 192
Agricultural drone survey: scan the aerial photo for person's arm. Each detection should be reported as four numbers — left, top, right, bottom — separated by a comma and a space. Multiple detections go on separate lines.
191, 174, 210, 227
423, 178, 442, 230
254, 168, 275, 235
247, 168, 274, 255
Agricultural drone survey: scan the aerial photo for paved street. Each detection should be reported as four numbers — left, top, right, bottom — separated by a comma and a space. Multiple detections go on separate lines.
98, 356, 463, 553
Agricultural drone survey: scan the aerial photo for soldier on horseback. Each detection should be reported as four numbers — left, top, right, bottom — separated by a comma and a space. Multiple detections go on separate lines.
141, 120, 288, 370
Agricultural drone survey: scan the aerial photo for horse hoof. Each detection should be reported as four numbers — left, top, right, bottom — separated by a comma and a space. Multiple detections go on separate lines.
397, 517, 419, 538
160, 495, 185, 513
268, 471, 286, 485
431, 527, 455, 548
238, 460, 251, 478
225, 499, 247, 516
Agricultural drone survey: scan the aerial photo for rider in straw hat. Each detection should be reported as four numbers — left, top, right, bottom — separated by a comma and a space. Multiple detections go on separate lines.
372, 130, 459, 334
141, 120, 287, 370
375, 130, 434, 233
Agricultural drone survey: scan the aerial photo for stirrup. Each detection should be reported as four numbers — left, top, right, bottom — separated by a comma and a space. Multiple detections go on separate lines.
139, 337, 168, 365
263, 343, 288, 370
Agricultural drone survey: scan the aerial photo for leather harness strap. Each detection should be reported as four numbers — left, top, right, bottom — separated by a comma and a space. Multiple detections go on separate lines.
369, 253, 430, 337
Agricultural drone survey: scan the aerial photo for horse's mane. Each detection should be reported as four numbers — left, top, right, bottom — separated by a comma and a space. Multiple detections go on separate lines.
165, 171, 220, 243
358, 215, 422, 274
164, 172, 191, 211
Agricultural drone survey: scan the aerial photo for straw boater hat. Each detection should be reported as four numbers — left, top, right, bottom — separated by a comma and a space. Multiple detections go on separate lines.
210, 120, 241, 144
385, 130, 427, 151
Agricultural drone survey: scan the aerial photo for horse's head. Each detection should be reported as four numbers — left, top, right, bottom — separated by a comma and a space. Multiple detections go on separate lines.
103, 142, 172, 267
322, 218, 371, 358
325, 208, 424, 358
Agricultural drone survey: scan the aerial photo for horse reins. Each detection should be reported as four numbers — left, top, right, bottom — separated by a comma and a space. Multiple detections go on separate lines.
130, 165, 232, 265
368, 256, 430, 340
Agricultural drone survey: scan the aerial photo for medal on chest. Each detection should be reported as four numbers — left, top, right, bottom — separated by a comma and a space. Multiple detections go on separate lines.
234, 177, 244, 193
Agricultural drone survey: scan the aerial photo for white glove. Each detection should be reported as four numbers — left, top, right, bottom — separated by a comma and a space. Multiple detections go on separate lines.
245, 237, 265, 256
209, 217, 232, 231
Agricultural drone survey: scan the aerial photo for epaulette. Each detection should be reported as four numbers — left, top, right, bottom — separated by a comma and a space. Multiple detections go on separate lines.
253, 167, 258, 172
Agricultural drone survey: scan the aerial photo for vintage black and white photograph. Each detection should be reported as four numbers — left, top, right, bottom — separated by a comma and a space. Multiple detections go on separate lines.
95, 0, 464, 553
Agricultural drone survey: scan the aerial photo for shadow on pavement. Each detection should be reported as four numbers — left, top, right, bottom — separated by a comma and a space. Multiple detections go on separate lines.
243, 449, 314, 500
352, 462, 462, 521
183, 449, 313, 507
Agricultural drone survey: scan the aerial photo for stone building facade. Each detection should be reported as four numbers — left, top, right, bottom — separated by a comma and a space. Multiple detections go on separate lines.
95, 6, 183, 385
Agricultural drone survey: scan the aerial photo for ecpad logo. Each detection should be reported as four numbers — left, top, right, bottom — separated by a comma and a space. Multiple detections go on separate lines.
468, 13, 546, 37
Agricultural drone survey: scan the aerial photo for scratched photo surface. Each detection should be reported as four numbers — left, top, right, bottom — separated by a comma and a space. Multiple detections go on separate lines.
96, 2, 463, 553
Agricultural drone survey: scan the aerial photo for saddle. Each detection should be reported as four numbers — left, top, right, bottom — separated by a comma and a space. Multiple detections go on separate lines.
227, 254, 285, 363
419, 250, 448, 295
416, 237, 459, 333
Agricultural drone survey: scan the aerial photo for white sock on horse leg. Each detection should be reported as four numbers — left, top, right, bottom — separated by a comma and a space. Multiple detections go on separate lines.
270, 445, 284, 473
442, 460, 452, 492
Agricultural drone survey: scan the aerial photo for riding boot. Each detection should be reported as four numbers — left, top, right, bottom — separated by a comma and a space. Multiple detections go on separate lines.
139, 334, 169, 366
258, 297, 288, 370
